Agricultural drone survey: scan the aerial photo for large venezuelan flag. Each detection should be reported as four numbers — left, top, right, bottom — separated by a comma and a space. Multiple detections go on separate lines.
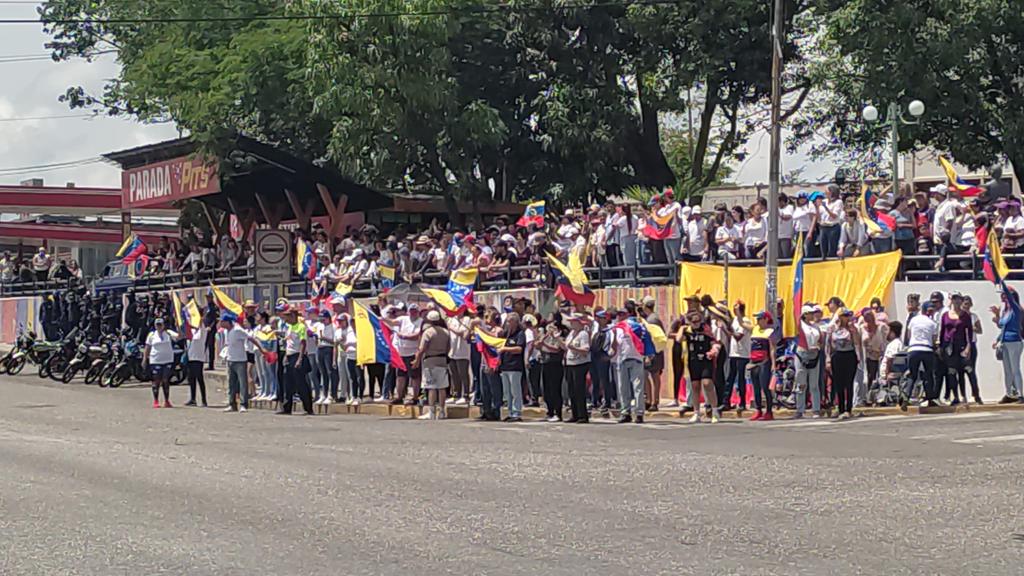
474, 328, 506, 370
423, 268, 478, 315
939, 157, 983, 197
354, 302, 405, 370
546, 252, 595, 307
983, 224, 1011, 285
212, 285, 243, 317
296, 239, 316, 280
642, 210, 675, 240
517, 200, 545, 228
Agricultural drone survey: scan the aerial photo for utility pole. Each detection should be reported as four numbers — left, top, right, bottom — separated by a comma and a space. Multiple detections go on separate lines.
765, 0, 785, 312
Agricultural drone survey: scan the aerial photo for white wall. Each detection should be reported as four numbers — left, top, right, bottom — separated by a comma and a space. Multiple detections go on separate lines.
892, 281, 1024, 400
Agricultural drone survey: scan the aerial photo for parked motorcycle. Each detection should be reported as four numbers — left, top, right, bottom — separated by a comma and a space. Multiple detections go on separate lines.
105, 339, 146, 389
1, 328, 33, 376
61, 336, 113, 384
44, 332, 82, 382
84, 338, 115, 386
32, 328, 74, 379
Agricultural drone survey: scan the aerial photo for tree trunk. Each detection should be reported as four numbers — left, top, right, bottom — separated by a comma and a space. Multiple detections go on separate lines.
626, 73, 675, 188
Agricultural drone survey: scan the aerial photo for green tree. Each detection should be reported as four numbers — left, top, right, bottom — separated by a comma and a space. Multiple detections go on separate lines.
793, 0, 1024, 177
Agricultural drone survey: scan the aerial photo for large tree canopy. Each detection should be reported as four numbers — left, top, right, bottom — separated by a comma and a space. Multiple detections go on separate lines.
794, 0, 1024, 178
41, 0, 813, 218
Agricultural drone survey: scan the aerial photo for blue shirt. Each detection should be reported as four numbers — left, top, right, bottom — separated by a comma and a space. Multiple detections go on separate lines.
999, 306, 1022, 343
890, 210, 914, 240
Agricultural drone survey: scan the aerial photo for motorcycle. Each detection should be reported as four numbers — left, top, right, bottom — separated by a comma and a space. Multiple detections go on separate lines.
32, 328, 74, 379
45, 332, 82, 382
84, 338, 115, 386
1, 327, 32, 375
105, 339, 146, 389
61, 336, 113, 384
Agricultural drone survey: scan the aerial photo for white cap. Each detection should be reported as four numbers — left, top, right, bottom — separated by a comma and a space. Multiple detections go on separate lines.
801, 305, 815, 316
692, 206, 702, 215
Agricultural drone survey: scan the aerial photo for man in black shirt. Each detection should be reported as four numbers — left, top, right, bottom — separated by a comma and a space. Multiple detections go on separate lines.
204, 292, 219, 369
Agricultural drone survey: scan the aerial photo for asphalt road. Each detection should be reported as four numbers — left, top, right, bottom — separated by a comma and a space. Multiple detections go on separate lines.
2, 375, 1024, 576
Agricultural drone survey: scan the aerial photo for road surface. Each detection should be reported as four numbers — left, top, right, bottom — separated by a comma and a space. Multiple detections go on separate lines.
2, 375, 1023, 575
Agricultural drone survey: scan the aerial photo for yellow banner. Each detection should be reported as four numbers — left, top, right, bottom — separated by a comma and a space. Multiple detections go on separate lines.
679, 251, 901, 336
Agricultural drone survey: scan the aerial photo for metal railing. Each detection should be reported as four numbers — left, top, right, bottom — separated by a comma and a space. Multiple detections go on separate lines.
1, 252, 1020, 300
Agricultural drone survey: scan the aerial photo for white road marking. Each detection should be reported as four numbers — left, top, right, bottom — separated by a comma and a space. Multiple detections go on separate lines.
953, 433, 1024, 444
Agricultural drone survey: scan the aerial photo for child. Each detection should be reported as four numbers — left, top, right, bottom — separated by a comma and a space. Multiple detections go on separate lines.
878, 321, 905, 403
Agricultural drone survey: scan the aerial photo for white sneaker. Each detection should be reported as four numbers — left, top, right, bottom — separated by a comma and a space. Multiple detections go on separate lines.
445, 398, 456, 405
417, 409, 434, 420
324, 397, 333, 405
438, 409, 447, 420
373, 396, 385, 403
345, 398, 354, 405
546, 416, 561, 423
223, 406, 235, 412
711, 410, 721, 423
239, 406, 247, 413
689, 413, 702, 424
352, 398, 361, 406
455, 397, 467, 405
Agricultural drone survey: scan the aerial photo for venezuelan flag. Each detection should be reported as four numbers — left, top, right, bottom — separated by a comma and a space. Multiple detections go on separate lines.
546, 252, 595, 307
939, 157, 984, 197
379, 265, 396, 290
517, 200, 545, 228
641, 318, 668, 353
614, 317, 655, 357
116, 234, 149, 278
354, 302, 406, 370
296, 239, 316, 280
171, 292, 186, 332
212, 285, 243, 317
983, 224, 1011, 285
857, 184, 884, 236
424, 268, 478, 315
184, 297, 203, 329
331, 280, 354, 305
793, 233, 807, 347
642, 210, 675, 241
474, 328, 505, 370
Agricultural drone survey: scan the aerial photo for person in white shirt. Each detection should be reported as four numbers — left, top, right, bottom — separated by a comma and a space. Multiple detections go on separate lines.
610, 300, 647, 424
186, 321, 209, 407
931, 185, 963, 245
335, 313, 361, 404
611, 204, 638, 267
794, 305, 824, 418
222, 313, 255, 412
564, 315, 593, 423
778, 193, 795, 258
879, 321, 905, 385
144, 317, 180, 409
555, 214, 580, 255
901, 303, 939, 410
447, 312, 472, 404
386, 303, 423, 405
742, 204, 768, 260
314, 310, 339, 405
792, 192, 816, 256
714, 212, 741, 259
1001, 201, 1024, 251
725, 302, 753, 410
837, 209, 869, 258
684, 207, 708, 262
816, 186, 844, 259
253, 312, 279, 402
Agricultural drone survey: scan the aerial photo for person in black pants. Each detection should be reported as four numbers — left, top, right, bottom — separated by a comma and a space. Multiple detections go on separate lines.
564, 315, 591, 423
185, 321, 209, 407
277, 307, 314, 415
590, 309, 615, 416
203, 293, 219, 371
538, 319, 565, 422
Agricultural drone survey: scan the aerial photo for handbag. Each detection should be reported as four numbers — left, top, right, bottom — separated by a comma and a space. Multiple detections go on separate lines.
798, 350, 820, 369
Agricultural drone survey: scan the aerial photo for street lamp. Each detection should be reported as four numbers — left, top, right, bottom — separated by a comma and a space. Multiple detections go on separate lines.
862, 100, 925, 194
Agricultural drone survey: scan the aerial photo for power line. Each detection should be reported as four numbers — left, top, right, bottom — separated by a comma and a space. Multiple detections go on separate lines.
0, 113, 97, 122
0, 0, 681, 24
0, 158, 104, 176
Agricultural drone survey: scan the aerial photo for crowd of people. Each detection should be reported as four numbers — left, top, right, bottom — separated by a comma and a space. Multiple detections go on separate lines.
0, 247, 84, 286
131, 276, 1024, 423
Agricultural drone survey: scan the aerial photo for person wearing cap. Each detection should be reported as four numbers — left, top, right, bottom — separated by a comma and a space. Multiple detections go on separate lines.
1001, 200, 1024, 253
825, 308, 861, 419
221, 312, 256, 413
681, 309, 721, 423
641, 296, 666, 411
778, 193, 795, 258
889, 195, 917, 256
611, 299, 647, 424
748, 311, 779, 421
590, 308, 616, 415
143, 317, 180, 409
724, 301, 752, 411
936, 292, 973, 405
793, 305, 824, 418
301, 306, 322, 402
385, 303, 423, 405
902, 302, 939, 410
562, 313, 592, 423
313, 309, 340, 406
682, 206, 708, 262
277, 305, 315, 415
816, 186, 843, 259
414, 310, 452, 419
792, 192, 816, 257
990, 286, 1024, 404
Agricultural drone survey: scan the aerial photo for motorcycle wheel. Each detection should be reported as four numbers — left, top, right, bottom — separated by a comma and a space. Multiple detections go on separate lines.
48, 356, 69, 381
38, 356, 51, 379
61, 366, 77, 384
169, 364, 185, 386
109, 372, 127, 388
8, 355, 26, 376
85, 364, 104, 386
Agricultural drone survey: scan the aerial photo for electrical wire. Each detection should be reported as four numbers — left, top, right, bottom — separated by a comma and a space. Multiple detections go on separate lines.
1, 0, 682, 24
0, 113, 97, 122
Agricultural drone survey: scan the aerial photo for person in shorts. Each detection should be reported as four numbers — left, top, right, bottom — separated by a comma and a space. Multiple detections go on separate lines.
144, 317, 179, 409
682, 311, 722, 423
415, 310, 451, 420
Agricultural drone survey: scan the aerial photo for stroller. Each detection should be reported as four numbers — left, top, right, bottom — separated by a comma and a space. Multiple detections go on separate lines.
867, 351, 923, 406
773, 338, 797, 410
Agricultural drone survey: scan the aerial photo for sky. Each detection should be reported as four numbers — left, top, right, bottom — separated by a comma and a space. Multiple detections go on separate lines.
0, 2, 837, 191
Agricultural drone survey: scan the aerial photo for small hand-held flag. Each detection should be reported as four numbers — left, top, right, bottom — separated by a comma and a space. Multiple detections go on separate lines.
212, 285, 243, 317
517, 200, 545, 228
793, 232, 807, 348
353, 301, 406, 371
296, 239, 316, 280
857, 184, 884, 236
642, 210, 675, 240
474, 328, 506, 370
116, 233, 149, 278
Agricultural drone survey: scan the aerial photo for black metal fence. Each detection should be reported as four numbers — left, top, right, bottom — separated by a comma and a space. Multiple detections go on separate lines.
0, 253, 1017, 299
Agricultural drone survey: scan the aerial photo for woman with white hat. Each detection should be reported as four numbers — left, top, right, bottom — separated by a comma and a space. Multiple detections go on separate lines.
793, 305, 824, 418
415, 310, 451, 419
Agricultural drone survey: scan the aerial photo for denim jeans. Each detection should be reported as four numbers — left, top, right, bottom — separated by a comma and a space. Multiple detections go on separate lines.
501, 371, 524, 418
819, 225, 840, 259
316, 346, 338, 399
256, 353, 278, 398
480, 369, 503, 419
726, 357, 749, 407
664, 237, 682, 262
1001, 340, 1024, 398
306, 352, 320, 396
621, 236, 637, 267
794, 351, 821, 415
618, 358, 645, 416
228, 360, 249, 409
590, 358, 614, 408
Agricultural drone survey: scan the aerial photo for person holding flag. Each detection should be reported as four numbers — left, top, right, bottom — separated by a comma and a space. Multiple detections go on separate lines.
474, 311, 506, 422
980, 222, 1024, 403
611, 299, 653, 424
184, 296, 210, 407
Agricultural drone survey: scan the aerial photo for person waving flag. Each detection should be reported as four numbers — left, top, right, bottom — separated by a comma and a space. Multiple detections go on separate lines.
517, 200, 545, 228
792, 232, 807, 348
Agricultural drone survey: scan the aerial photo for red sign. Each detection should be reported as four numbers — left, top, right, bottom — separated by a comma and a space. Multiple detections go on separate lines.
121, 155, 220, 208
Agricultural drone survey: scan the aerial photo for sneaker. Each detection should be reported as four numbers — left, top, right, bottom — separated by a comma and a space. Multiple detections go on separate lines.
635, 416, 644, 424
163, 400, 173, 409
223, 406, 235, 412
793, 412, 804, 420
324, 397, 333, 405
899, 393, 909, 412
455, 397, 467, 405
762, 412, 775, 421
352, 398, 361, 406
153, 400, 160, 409
750, 410, 763, 421
507, 417, 523, 423
617, 414, 633, 424
184, 400, 197, 407
811, 413, 822, 419
417, 410, 434, 420
710, 411, 720, 424
546, 416, 562, 423
666, 401, 679, 408
239, 406, 247, 413
438, 410, 447, 420
689, 413, 701, 424
445, 398, 456, 405
345, 398, 354, 406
